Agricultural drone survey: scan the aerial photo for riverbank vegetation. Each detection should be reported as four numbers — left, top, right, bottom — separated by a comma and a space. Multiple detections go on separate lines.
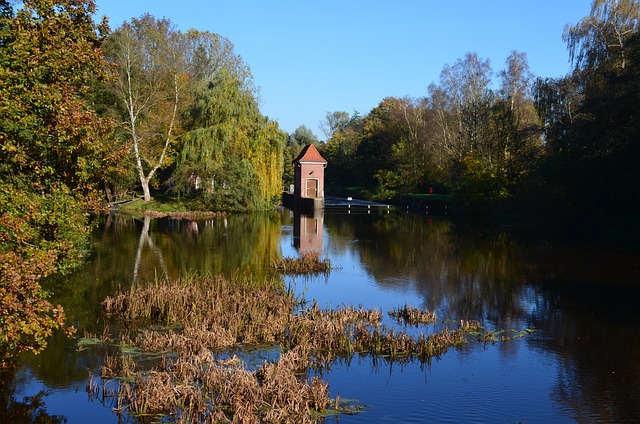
117, 197, 226, 219
0, 0, 126, 367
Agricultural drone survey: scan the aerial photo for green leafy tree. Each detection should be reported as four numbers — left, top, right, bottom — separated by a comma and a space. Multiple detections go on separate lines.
531, 0, 640, 232
288, 125, 320, 147
174, 69, 285, 210
320, 111, 364, 191
0, 0, 116, 366
104, 17, 257, 203
282, 125, 319, 187
355, 98, 406, 192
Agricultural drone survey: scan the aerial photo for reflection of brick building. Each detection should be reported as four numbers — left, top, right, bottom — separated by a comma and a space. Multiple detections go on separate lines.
292, 144, 326, 208
293, 211, 323, 256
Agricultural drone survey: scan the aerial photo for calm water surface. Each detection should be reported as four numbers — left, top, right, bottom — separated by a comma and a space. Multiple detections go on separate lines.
5, 207, 640, 423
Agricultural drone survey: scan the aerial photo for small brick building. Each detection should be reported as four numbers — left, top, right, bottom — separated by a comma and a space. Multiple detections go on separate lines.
291, 144, 327, 209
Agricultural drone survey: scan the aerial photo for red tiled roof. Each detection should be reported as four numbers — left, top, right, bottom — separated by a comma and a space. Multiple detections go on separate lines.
292, 144, 327, 164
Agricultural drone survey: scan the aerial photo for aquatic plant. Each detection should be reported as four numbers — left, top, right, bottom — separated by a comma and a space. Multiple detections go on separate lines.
91, 347, 330, 423
270, 254, 331, 275
102, 274, 294, 351
95, 275, 534, 422
388, 304, 438, 326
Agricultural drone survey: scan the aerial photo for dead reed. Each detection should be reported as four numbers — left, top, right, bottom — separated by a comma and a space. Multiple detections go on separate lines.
282, 302, 464, 363
95, 347, 330, 423
271, 254, 331, 274
95, 274, 531, 422
102, 274, 293, 352
388, 304, 438, 326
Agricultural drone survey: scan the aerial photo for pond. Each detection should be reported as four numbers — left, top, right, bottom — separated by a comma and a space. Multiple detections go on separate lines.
5, 207, 640, 423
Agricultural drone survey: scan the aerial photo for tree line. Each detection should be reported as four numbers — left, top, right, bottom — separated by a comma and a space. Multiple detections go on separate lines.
299, 0, 638, 236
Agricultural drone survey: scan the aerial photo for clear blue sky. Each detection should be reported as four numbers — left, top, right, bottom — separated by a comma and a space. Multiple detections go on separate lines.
96, 1, 593, 137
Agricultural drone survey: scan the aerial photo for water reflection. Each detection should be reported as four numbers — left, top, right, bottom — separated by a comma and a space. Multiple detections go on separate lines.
12, 209, 640, 423
532, 279, 640, 422
321, 213, 534, 327
293, 210, 324, 256
99, 212, 284, 282
133, 215, 168, 282
316, 211, 640, 423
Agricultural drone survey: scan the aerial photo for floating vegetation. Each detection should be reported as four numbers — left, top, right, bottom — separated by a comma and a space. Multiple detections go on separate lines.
271, 254, 331, 275
89, 348, 330, 423
388, 304, 437, 326
102, 274, 294, 351
474, 328, 537, 343
92, 275, 535, 422
459, 319, 482, 332
283, 303, 464, 364
77, 336, 104, 350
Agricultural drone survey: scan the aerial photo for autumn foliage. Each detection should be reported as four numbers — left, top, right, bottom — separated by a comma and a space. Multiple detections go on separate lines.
0, 0, 120, 366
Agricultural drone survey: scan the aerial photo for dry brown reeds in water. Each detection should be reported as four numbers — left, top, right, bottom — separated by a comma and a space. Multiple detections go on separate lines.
96, 347, 330, 423
282, 301, 465, 364
96, 274, 526, 422
102, 274, 293, 352
271, 254, 331, 274
459, 319, 482, 332
388, 304, 437, 326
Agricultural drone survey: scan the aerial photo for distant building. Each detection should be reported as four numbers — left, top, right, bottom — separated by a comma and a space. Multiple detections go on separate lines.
285, 144, 327, 211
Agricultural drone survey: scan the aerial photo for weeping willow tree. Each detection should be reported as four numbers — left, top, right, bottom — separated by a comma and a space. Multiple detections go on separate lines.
174, 69, 285, 211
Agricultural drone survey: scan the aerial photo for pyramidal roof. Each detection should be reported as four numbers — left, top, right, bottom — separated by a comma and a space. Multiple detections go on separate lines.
292, 143, 327, 164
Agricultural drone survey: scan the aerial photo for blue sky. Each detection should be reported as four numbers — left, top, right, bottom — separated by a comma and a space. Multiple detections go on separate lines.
96, 1, 593, 137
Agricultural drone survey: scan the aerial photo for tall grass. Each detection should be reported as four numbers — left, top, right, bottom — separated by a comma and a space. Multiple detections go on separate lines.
102, 274, 293, 351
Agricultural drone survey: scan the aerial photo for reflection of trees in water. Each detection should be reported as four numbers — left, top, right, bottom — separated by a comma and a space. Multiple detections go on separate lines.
101, 212, 283, 281
531, 280, 640, 423
133, 215, 168, 282
18, 211, 640, 423
150, 212, 283, 277
323, 213, 533, 328
325, 211, 640, 423
20, 212, 284, 393
0, 368, 66, 424
524, 241, 640, 423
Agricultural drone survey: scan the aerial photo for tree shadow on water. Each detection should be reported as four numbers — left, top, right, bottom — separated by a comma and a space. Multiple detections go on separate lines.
0, 369, 67, 424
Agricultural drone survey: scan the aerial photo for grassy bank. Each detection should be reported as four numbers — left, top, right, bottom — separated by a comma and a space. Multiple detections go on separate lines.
117, 195, 225, 219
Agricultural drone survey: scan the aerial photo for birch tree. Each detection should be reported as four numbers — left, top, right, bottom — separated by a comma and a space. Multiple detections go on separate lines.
104, 14, 187, 201
319, 111, 350, 140
563, 0, 639, 73
428, 53, 493, 164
